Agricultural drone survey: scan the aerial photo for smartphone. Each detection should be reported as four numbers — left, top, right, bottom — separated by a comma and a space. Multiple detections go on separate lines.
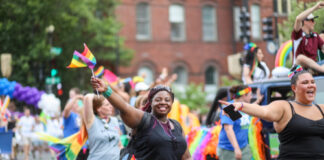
223, 104, 242, 121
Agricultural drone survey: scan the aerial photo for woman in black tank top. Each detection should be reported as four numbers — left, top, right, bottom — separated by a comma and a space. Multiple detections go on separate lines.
219, 68, 324, 159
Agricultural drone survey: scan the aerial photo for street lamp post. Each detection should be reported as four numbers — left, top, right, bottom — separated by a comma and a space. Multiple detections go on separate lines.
45, 25, 55, 93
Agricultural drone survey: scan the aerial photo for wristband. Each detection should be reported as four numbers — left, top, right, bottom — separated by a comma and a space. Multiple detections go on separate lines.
239, 102, 243, 111
103, 86, 113, 98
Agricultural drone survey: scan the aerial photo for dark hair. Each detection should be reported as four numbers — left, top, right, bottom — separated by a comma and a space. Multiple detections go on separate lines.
92, 95, 106, 115
290, 70, 311, 86
244, 47, 266, 78
229, 85, 249, 99
142, 85, 174, 113
70, 87, 81, 94
123, 81, 131, 94
206, 88, 228, 125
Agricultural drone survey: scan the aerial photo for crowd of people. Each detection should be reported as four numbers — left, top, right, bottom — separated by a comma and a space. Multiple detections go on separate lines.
0, 2, 324, 160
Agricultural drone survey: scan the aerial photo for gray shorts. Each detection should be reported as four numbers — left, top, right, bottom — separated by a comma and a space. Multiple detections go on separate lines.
217, 145, 252, 160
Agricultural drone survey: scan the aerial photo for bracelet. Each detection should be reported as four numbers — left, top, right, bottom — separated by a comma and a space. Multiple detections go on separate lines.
103, 86, 113, 98
239, 102, 244, 111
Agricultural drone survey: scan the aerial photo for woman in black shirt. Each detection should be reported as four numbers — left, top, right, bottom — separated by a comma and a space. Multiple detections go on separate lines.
91, 77, 191, 160
220, 67, 324, 160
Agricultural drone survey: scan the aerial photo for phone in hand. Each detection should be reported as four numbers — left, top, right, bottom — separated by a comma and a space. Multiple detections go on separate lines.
223, 104, 242, 121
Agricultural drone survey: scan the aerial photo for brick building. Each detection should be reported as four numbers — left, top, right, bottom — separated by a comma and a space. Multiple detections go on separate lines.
115, 0, 294, 99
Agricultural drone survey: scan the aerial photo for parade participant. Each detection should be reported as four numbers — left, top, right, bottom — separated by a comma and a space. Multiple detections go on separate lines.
217, 85, 253, 160
242, 43, 270, 84
219, 66, 324, 159
83, 94, 120, 160
17, 107, 35, 160
63, 88, 83, 137
91, 77, 192, 160
292, 2, 324, 72
206, 88, 228, 126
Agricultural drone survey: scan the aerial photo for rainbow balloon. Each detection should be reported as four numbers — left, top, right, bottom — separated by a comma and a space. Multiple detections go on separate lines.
275, 40, 292, 67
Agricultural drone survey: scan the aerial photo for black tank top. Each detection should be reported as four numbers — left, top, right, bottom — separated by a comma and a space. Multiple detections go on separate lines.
278, 101, 324, 160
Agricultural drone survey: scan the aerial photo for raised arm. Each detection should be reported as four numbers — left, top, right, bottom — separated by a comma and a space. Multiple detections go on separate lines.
63, 95, 83, 118
83, 94, 95, 129
219, 100, 286, 122
294, 2, 324, 32
91, 77, 144, 129
110, 84, 130, 102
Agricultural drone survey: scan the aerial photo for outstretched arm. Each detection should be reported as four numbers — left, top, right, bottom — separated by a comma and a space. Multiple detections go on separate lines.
294, 2, 324, 32
63, 95, 83, 118
91, 77, 144, 129
219, 100, 285, 122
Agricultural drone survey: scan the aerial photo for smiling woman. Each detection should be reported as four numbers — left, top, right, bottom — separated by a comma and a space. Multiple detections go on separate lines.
90, 78, 192, 160
219, 67, 324, 159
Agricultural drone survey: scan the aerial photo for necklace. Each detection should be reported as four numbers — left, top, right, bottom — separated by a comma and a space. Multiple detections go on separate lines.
293, 100, 313, 107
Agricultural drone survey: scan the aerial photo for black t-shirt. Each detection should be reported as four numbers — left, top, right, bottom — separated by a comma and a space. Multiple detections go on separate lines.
133, 112, 187, 160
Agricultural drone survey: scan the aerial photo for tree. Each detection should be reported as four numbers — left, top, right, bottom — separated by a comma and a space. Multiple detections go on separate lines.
0, 0, 133, 95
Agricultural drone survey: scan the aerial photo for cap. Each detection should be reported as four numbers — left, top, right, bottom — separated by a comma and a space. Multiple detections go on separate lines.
135, 82, 149, 92
305, 13, 319, 20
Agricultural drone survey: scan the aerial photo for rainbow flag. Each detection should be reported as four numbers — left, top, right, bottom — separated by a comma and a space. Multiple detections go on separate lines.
67, 51, 88, 68
103, 69, 118, 84
37, 125, 88, 160
94, 66, 104, 78
0, 96, 10, 121
81, 44, 96, 69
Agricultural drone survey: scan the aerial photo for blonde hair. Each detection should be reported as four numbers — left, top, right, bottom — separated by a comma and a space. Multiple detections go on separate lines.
135, 95, 147, 109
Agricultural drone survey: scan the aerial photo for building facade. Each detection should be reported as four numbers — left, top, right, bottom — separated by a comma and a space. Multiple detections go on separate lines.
115, 0, 294, 99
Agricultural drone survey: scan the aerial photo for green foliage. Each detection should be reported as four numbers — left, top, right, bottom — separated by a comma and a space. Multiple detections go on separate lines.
0, 0, 133, 94
173, 83, 208, 115
220, 75, 242, 87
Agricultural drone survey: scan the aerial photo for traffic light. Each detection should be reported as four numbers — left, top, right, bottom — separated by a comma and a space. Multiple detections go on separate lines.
239, 8, 251, 42
262, 17, 274, 41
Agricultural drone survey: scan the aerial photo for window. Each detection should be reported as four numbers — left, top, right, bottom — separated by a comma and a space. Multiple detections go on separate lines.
205, 66, 218, 85
233, 6, 241, 41
169, 4, 185, 41
202, 5, 217, 41
276, 0, 291, 15
251, 4, 261, 39
138, 66, 154, 84
136, 2, 151, 40
173, 66, 188, 84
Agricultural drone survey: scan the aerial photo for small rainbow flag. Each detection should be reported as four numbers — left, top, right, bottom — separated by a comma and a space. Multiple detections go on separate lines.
94, 66, 104, 78
81, 44, 96, 69
37, 125, 88, 160
66, 51, 88, 68
103, 69, 118, 84
0, 96, 10, 115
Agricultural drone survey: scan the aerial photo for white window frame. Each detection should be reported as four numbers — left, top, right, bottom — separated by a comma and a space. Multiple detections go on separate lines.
169, 4, 186, 42
137, 65, 154, 85
251, 4, 261, 40
233, 6, 241, 41
136, 2, 151, 40
202, 5, 217, 42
